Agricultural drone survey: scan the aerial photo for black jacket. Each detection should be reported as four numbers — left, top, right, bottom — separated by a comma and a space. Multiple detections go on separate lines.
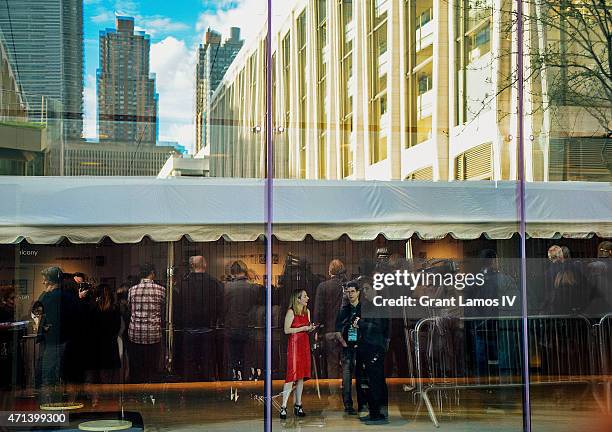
336, 299, 389, 351
314, 275, 347, 334
89, 306, 121, 370
38, 287, 78, 346
174, 272, 223, 331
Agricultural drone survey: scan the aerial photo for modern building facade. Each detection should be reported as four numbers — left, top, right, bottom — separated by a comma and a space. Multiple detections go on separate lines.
208, 0, 611, 181
195, 27, 243, 154
62, 140, 176, 176
98, 16, 158, 145
0, 0, 83, 139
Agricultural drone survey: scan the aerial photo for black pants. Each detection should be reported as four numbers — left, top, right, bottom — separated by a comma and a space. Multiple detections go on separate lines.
341, 347, 366, 410
322, 332, 342, 378
40, 342, 67, 403
357, 344, 387, 417
129, 341, 161, 384
228, 330, 248, 380
176, 331, 216, 381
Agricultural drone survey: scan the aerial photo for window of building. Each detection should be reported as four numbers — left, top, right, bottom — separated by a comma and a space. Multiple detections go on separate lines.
416, 7, 433, 30
418, 73, 432, 95
297, 12, 307, 179
369, 0, 388, 164
455, 0, 493, 124
341, 0, 354, 178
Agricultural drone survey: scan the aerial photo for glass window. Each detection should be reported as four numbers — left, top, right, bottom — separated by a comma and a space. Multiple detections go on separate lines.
1, 1, 610, 431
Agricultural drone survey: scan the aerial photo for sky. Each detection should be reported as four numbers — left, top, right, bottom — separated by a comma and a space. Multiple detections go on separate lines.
83, 0, 271, 154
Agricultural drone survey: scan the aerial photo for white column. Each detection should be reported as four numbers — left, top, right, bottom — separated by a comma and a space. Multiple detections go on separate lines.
432, 0, 449, 181
306, 2, 318, 179
353, 0, 369, 180
289, 11, 300, 178
387, 0, 403, 180
327, 0, 341, 179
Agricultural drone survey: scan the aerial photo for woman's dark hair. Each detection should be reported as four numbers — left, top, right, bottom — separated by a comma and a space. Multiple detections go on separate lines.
96, 284, 116, 312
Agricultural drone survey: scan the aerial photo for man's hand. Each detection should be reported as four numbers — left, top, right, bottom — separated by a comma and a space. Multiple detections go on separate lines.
335, 331, 347, 348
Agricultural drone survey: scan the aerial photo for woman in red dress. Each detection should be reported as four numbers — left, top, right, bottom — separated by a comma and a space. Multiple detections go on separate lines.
280, 289, 315, 420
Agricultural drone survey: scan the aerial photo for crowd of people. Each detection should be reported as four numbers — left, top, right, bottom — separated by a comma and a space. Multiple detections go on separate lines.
3, 239, 609, 423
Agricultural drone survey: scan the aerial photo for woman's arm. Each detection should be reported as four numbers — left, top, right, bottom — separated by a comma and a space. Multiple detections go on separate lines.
284, 309, 304, 334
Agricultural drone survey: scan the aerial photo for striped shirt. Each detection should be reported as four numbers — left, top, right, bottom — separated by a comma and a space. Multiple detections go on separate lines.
128, 278, 166, 344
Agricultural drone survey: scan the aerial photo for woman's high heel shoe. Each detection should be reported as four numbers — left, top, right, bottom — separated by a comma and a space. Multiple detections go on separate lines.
279, 406, 287, 420
294, 404, 306, 417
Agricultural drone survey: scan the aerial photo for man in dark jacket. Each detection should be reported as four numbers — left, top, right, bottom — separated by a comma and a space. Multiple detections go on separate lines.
338, 280, 389, 424
174, 255, 223, 381
313, 259, 347, 379
223, 260, 260, 401
38, 266, 78, 404
335, 280, 366, 415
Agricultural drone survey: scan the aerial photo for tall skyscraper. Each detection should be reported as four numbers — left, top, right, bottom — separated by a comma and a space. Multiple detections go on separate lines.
195, 27, 243, 153
0, 0, 84, 139
97, 16, 158, 145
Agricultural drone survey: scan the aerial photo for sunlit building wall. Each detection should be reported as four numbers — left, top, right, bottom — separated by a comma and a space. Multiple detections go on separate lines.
208, 0, 611, 181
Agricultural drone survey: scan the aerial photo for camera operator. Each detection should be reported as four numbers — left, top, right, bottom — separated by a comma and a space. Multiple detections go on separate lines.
337, 279, 389, 424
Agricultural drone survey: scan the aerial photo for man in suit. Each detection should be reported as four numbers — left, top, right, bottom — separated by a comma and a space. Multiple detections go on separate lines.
313, 259, 347, 379
174, 256, 223, 381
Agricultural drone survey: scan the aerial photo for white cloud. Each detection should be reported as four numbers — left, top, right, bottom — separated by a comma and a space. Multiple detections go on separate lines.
195, 0, 267, 43
160, 122, 194, 153
114, 0, 138, 17
150, 36, 197, 152
91, 10, 115, 24
195, 0, 294, 47
136, 16, 190, 38
83, 75, 97, 139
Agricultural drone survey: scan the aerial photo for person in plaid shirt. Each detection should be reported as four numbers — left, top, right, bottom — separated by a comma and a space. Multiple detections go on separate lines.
128, 263, 166, 384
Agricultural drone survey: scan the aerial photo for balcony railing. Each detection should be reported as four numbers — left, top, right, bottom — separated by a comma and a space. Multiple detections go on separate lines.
416, 20, 434, 52
417, 89, 434, 120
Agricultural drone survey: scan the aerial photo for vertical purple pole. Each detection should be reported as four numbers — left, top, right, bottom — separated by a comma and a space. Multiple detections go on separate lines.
516, 0, 531, 431
264, 1, 273, 432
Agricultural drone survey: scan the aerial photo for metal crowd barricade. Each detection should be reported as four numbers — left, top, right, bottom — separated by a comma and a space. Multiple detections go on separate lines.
412, 315, 597, 427
596, 313, 612, 413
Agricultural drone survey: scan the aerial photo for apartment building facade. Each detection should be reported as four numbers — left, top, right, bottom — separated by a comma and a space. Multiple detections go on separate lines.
98, 16, 158, 145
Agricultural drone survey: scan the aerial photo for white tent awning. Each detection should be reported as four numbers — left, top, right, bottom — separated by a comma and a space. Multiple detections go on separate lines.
0, 178, 610, 243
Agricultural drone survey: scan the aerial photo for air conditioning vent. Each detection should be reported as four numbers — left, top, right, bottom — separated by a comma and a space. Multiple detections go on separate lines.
455, 143, 492, 180
406, 165, 433, 180
549, 138, 612, 181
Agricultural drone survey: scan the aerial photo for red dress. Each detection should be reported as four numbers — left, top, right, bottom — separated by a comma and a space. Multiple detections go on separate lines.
285, 311, 311, 383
